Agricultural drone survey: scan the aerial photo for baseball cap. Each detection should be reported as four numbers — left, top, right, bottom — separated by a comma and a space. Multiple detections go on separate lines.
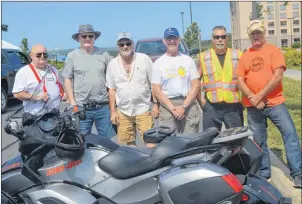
247, 20, 266, 35
117, 32, 132, 42
164, 27, 180, 38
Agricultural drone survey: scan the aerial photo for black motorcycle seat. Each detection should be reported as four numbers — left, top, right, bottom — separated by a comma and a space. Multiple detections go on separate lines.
86, 134, 119, 152
98, 127, 219, 179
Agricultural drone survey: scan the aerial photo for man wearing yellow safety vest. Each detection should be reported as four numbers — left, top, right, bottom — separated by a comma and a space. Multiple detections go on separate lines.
197, 26, 244, 131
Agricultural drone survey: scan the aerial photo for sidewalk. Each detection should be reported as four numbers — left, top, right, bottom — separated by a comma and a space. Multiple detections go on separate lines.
284, 68, 301, 81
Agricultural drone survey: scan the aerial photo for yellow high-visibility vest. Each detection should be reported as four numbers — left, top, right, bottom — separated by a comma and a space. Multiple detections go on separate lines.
200, 48, 242, 103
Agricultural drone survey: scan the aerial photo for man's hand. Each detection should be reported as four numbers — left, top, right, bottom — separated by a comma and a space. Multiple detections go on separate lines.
62, 93, 68, 101
248, 94, 263, 107
256, 101, 266, 110
110, 111, 119, 125
35, 93, 49, 101
151, 104, 160, 119
174, 106, 185, 120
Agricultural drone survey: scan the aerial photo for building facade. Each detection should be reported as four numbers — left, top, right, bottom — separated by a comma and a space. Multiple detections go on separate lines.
230, 1, 301, 51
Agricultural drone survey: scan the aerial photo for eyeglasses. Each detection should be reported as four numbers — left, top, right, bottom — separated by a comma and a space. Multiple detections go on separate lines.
34, 52, 48, 59
165, 36, 179, 41
81, 35, 95, 39
118, 42, 132, 47
213, 35, 227, 40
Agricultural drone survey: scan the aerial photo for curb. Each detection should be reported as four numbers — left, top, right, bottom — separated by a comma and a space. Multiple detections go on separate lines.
269, 149, 302, 203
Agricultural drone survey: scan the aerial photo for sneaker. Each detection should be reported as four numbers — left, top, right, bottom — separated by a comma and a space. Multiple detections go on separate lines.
293, 174, 302, 188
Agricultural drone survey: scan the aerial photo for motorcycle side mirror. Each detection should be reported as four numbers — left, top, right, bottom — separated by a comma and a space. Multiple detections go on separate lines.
22, 112, 36, 126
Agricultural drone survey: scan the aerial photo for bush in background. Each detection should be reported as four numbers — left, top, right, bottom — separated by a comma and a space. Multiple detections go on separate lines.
48, 60, 65, 70
284, 48, 302, 69
291, 42, 301, 49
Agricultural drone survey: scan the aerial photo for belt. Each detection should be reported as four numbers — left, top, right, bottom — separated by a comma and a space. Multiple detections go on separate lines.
169, 96, 186, 100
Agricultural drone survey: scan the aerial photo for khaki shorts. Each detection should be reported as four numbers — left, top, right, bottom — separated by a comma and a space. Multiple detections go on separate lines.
159, 99, 200, 134
117, 109, 153, 144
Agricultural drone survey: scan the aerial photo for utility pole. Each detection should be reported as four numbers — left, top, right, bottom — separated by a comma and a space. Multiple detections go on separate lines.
180, 12, 185, 36
287, 17, 294, 47
189, 2, 193, 24
252, 1, 257, 20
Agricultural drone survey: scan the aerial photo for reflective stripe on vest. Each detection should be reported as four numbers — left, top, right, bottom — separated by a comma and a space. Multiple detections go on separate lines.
201, 48, 242, 103
29, 64, 64, 97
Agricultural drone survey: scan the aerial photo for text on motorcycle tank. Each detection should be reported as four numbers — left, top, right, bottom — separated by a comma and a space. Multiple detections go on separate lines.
46, 159, 82, 176
1, 162, 21, 173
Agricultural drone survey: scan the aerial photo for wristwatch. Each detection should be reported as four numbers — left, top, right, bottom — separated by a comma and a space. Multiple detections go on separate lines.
182, 104, 187, 109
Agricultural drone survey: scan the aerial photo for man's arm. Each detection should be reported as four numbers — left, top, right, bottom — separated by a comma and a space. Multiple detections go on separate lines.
62, 55, 76, 105
152, 84, 175, 111
257, 67, 285, 100
14, 91, 47, 101
108, 88, 117, 113
237, 76, 255, 97
64, 78, 76, 105
183, 79, 200, 106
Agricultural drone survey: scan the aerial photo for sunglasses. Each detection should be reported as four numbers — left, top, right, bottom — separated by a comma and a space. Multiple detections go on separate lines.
81, 35, 95, 39
118, 42, 132, 47
34, 52, 48, 59
213, 35, 227, 40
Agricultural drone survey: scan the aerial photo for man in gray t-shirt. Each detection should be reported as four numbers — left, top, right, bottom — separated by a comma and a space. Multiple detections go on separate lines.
62, 24, 116, 137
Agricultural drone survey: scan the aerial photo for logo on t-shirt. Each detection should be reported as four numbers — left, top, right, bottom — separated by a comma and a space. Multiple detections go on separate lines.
249, 57, 264, 72
178, 66, 186, 77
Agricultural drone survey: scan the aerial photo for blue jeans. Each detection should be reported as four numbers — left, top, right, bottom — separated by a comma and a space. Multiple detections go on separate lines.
247, 103, 302, 178
80, 105, 116, 138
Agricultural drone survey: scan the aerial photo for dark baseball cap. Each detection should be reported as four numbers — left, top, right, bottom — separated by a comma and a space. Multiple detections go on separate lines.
164, 27, 180, 38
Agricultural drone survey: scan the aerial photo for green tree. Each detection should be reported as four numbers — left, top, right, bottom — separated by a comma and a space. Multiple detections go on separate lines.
249, 3, 264, 20
183, 22, 201, 49
1, 24, 8, 32
227, 33, 232, 48
20, 38, 29, 54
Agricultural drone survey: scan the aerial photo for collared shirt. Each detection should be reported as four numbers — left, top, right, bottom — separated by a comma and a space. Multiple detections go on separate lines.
151, 53, 200, 98
106, 52, 153, 116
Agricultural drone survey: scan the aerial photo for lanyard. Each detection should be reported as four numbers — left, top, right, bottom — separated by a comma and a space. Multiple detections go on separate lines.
28, 64, 64, 97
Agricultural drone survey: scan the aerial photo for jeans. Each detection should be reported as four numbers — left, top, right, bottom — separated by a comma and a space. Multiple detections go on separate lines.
247, 103, 302, 178
80, 105, 116, 138
203, 101, 244, 131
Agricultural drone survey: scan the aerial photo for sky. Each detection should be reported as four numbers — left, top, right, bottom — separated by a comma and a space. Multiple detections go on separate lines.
2, 1, 231, 51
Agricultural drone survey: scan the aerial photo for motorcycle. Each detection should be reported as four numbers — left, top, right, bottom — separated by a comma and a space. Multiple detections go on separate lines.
1, 86, 292, 204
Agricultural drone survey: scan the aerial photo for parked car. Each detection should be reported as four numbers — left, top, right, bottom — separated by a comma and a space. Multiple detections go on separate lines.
1, 48, 30, 112
135, 38, 199, 62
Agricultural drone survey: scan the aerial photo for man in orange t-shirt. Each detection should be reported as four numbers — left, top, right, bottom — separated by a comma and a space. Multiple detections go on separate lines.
237, 20, 301, 188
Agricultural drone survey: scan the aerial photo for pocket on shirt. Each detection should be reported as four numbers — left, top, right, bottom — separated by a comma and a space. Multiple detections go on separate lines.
74, 69, 86, 77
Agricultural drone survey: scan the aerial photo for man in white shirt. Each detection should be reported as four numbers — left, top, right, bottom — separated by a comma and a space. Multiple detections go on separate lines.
152, 27, 200, 134
13, 44, 65, 115
106, 32, 158, 146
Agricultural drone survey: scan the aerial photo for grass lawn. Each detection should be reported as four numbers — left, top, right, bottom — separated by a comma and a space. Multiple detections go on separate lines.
243, 77, 301, 164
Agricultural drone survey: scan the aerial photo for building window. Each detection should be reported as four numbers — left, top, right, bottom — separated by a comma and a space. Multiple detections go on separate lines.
281, 39, 288, 47
294, 38, 300, 42
293, 28, 300, 33
293, 11, 299, 18
280, 4, 286, 11
292, 3, 299, 10
293, 20, 299, 25
268, 22, 274, 28
281, 29, 287, 35
280, 21, 287, 26
267, 5, 274, 12
268, 14, 274, 20
268, 30, 275, 35
280, 13, 287, 19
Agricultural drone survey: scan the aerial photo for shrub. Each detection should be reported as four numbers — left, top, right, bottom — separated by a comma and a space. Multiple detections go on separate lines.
291, 42, 301, 49
48, 60, 65, 70
284, 48, 302, 68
